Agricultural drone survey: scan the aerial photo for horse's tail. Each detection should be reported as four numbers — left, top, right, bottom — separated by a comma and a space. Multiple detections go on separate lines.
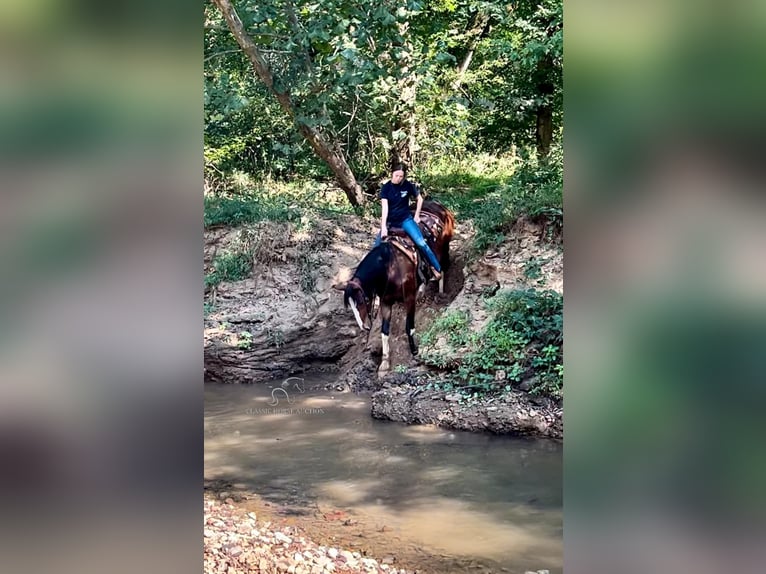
422, 199, 455, 242
442, 206, 456, 243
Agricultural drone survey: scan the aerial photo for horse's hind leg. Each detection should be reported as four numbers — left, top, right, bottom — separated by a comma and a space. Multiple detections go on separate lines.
439, 243, 450, 294
378, 304, 392, 375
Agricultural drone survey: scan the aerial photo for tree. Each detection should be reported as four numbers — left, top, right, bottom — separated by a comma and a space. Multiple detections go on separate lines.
211, 0, 366, 206
204, 0, 563, 187
465, 1, 562, 158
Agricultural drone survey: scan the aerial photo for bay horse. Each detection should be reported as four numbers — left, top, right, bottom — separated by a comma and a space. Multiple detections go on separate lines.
343, 200, 455, 374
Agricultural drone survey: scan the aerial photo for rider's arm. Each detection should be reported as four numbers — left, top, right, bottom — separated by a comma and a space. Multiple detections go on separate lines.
414, 193, 423, 222
380, 198, 389, 237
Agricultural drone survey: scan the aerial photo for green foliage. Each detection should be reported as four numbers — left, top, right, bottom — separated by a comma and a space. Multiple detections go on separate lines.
204, 179, 355, 228
204, 195, 300, 228
237, 331, 254, 350
205, 251, 252, 288
523, 257, 544, 281
421, 288, 563, 400
205, 0, 563, 192
467, 0, 563, 152
265, 327, 285, 348
419, 309, 472, 349
424, 150, 562, 253
511, 145, 563, 219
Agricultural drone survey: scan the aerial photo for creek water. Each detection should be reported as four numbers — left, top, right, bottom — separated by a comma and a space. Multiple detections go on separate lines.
205, 378, 562, 574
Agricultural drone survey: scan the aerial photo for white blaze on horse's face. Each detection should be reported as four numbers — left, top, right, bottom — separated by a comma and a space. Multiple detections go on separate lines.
349, 299, 366, 331
349, 299, 363, 330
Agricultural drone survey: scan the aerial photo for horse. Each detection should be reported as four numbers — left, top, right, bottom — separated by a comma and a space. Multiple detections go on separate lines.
342, 200, 455, 374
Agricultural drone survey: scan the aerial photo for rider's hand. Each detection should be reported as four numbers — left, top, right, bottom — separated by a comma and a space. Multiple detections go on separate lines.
380, 227, 388, 238
413, 214, 421, 224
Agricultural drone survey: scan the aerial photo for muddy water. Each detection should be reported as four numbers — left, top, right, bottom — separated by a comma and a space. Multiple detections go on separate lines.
205, 378, 562, 574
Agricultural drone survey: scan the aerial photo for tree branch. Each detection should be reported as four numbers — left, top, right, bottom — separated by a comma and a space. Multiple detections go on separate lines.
452, 11, 492, 91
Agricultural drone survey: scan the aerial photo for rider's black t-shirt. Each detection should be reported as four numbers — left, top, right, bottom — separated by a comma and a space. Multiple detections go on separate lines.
380, 180, 419, 226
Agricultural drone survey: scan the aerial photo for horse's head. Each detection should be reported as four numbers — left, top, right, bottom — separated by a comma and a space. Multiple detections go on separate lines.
343, 278, 371, 331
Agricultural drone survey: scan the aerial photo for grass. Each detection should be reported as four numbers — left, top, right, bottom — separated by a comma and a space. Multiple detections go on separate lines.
205, 150, 561, 254
420, 288, 563, 400
421, 148, 562, 253
204, 177, 356, 229
205, 251, 252, 289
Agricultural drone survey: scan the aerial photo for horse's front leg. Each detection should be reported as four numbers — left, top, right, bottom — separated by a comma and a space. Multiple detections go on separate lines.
405, 297, 418, 356
378, 303, 392, 375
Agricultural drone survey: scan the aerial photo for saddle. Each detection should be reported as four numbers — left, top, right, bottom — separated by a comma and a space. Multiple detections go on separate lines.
386, 217, 441, 283
418, 210, 445, 241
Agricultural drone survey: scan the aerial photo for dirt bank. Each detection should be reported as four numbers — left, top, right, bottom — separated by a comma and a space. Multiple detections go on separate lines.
204, 208, 562, 438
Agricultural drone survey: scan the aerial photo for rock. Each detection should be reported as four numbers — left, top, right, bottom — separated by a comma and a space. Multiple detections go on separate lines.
339, 550, 358, 567
445, 393, 461, 402
518, 377, 536, 392
275, 532, 293, 544
294, 552, 304, 562
327, 548, 338, 559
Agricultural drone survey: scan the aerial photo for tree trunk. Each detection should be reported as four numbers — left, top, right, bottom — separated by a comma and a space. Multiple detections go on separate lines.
535, 54, 555, 161
536, 105, 553, 160
452, 12, 491, 92
389, 30, 417, 171
390, 81, 416, 170
211, 0, 365, 207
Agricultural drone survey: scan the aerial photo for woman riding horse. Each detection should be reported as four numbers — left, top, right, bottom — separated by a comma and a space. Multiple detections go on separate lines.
345, 198, 455, 374
373, 164, 442, 281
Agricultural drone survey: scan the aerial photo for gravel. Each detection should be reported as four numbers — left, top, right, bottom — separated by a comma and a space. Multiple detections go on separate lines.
204, 495, 412, 574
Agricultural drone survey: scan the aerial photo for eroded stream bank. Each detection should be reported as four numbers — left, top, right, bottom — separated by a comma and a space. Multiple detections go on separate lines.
204, 215, 563, 438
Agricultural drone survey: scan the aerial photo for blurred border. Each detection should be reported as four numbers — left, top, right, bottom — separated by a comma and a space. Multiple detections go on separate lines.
0, 2, 202, 573
566, 1, 766, 572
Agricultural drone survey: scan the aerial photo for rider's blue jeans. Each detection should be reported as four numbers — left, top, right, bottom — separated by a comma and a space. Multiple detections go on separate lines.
373, 216, 442, 272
